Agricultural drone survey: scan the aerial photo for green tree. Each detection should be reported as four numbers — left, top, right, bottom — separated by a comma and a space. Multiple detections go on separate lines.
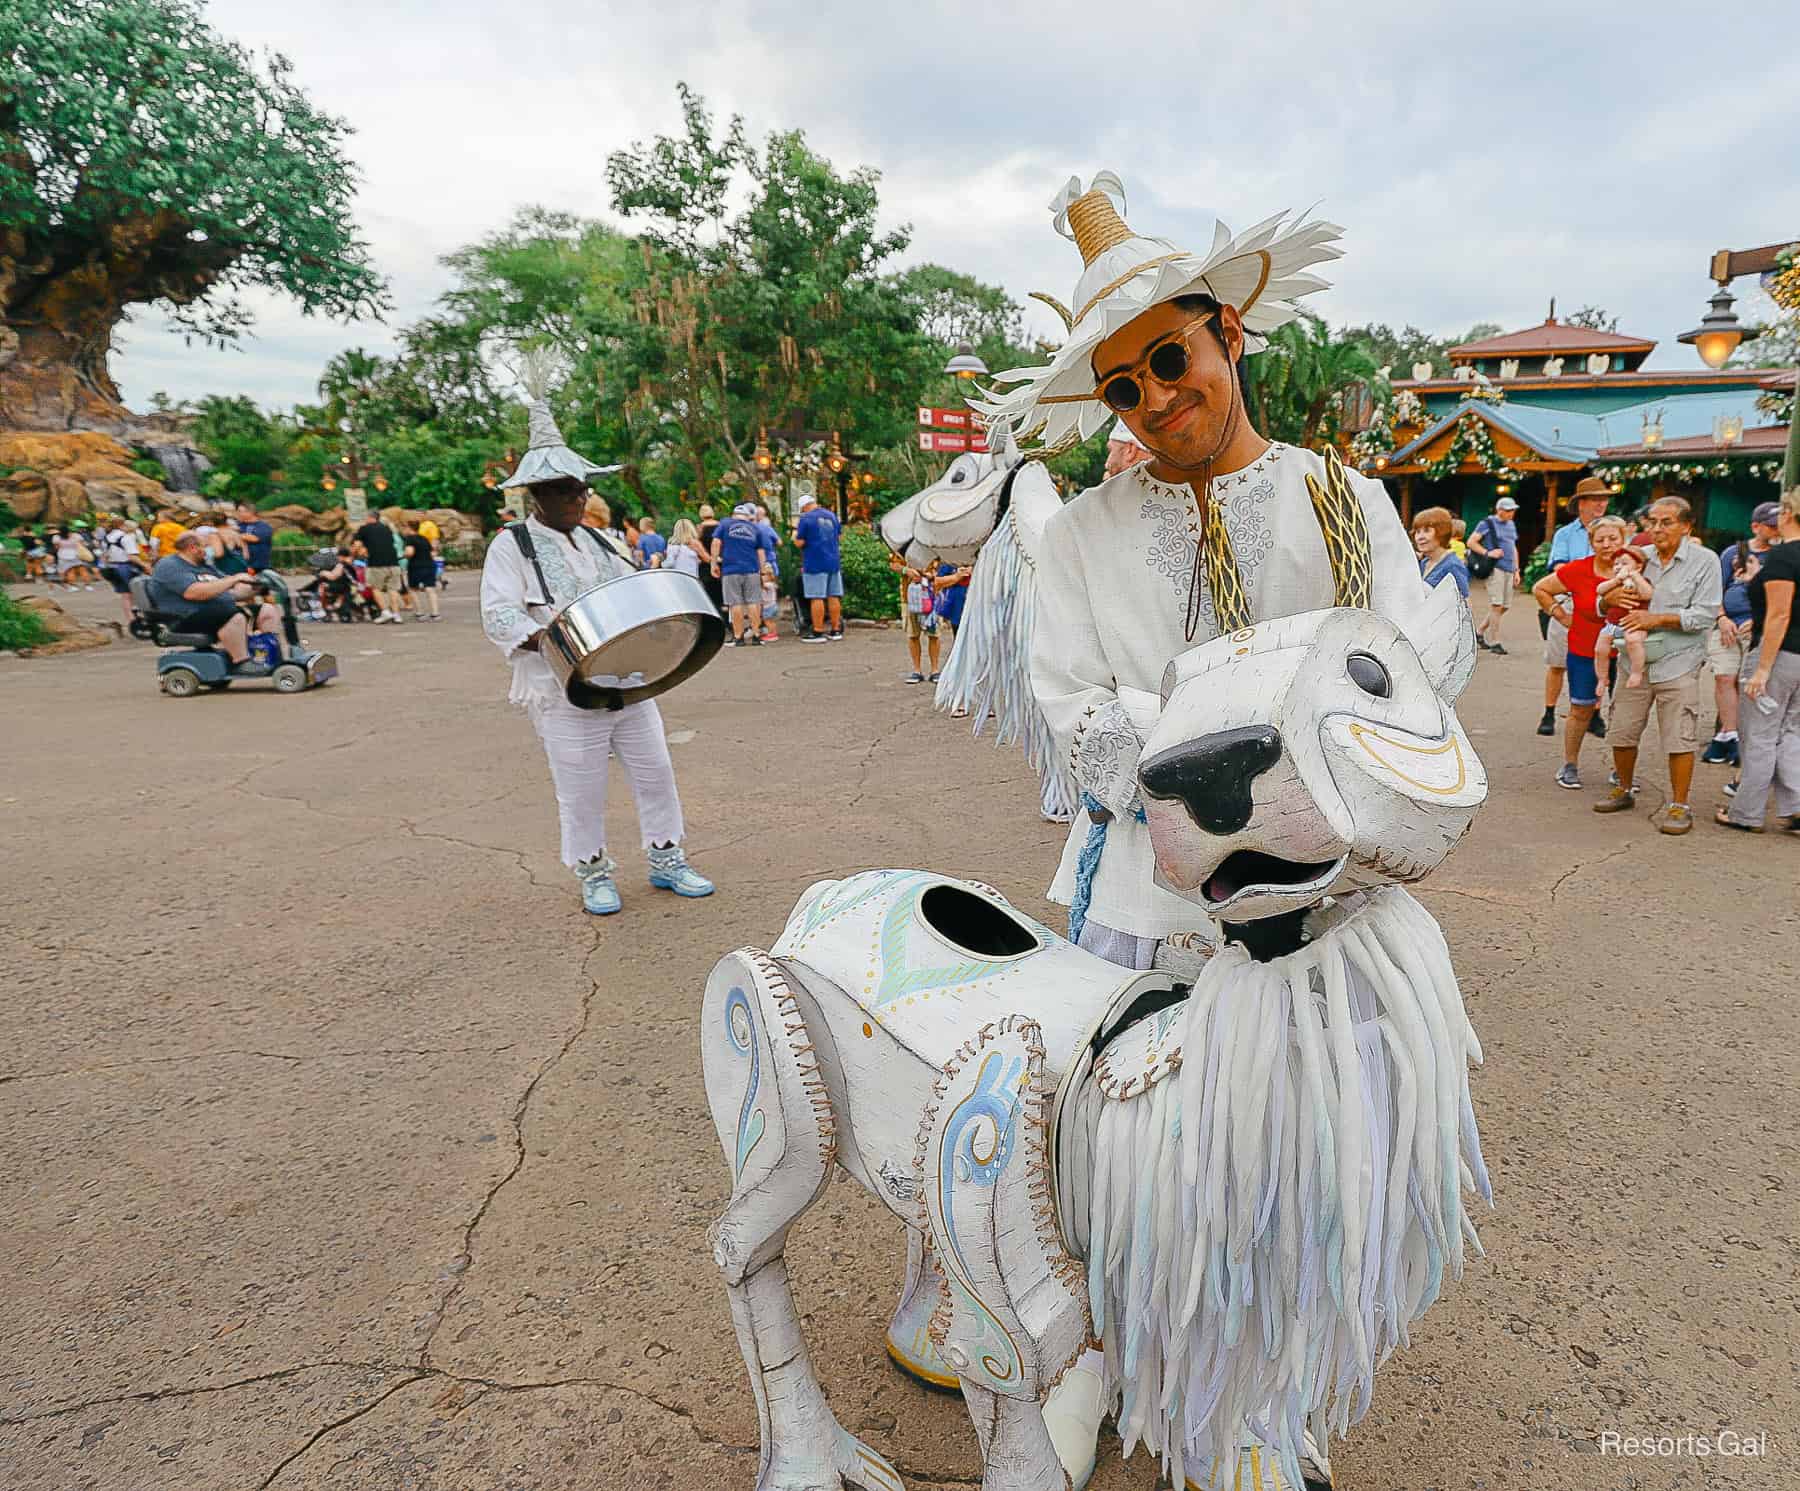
0, 0, 387, 432
606, 88, 935, 514
1252, 315, 1383, 445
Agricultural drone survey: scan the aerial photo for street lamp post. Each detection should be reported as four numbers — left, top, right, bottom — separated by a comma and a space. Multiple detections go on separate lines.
1685, 240, 1798, 491
321, 447, 387, 525
825, 430, 849, 519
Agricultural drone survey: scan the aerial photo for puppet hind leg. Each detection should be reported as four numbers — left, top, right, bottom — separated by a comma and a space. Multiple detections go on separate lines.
886, 1230, 959, 1391
703, 949, 905, 1491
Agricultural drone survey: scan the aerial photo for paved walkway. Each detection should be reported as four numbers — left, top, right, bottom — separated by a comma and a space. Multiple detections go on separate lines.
2, 585, 1792, 1489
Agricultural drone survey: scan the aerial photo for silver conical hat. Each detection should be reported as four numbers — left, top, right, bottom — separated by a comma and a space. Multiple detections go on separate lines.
498, 398, 621, 489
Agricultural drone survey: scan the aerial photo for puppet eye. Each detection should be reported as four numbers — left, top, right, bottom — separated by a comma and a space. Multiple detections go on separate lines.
1346, 652, 1391, 698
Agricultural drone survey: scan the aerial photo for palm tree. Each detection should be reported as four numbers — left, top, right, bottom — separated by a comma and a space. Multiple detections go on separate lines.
316, 348, 388, 426
1252, 315, 1383, 447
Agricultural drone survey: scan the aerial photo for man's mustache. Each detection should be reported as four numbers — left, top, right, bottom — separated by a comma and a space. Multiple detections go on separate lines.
1142, 393, 1205, 433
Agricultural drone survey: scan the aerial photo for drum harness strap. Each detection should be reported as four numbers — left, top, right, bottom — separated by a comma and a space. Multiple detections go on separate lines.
506, 521, 633, 607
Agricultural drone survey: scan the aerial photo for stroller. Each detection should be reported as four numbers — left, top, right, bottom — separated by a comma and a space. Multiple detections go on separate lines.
297, 549, 380, 623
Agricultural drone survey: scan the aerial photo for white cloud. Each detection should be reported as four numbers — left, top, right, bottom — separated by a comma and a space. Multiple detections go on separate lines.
113, 0, 1800, 409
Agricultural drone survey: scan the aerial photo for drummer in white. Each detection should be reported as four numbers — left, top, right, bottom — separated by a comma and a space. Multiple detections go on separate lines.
480, 398, 714, 916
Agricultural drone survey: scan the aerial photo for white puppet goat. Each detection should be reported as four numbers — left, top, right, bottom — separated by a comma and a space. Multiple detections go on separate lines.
702, 578, 1490, 1491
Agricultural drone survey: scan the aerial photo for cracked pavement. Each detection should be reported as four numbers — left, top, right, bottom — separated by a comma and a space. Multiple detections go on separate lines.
3, 591, 1793, 1490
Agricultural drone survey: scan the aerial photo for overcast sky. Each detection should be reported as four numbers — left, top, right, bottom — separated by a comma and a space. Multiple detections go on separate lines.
114, 0, 1800, 411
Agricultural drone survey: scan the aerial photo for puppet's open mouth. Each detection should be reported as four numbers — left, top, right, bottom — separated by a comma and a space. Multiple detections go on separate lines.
1202, 849, 1344, 907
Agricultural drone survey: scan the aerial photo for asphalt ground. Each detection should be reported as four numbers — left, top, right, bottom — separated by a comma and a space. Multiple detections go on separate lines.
2, 581, 1794, 1491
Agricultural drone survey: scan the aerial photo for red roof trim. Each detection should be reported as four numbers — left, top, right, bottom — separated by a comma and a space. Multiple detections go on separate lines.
1448, 320, 1656, 358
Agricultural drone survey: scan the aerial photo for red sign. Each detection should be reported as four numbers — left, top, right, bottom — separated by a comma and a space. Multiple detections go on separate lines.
917, 431, 990, 454
917, 406, 977, 431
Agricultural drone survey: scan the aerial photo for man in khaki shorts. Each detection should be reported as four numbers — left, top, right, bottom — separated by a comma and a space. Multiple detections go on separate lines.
1469, 494, 1520, 653
1593, 496, 1722, 834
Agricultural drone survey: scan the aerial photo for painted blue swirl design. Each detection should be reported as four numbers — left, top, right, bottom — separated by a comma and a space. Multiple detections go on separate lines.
935, 1049, 1026, 1384
723, 985, 764, 1175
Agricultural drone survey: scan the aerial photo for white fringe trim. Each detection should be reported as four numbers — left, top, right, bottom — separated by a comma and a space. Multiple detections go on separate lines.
1078, 887, 1490, 1489
933, 508, 1077, 817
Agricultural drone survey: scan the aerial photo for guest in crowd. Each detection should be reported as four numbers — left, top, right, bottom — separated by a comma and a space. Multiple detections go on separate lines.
933, 559, 970, 655
402, 520, 441, 622
1704, 501, 1783, 767
635, 515, 667, 569
1467, 493, 1520, 653
662, 518, 705, 578
1538, 478, 1612, 738
754, 504, 782, 641
695, 503, 722, 611
95, 515, 146, 624
795, 494, 845, 643
353, 509, 404, 623
1592, 497, 1721, 835
711, 502, 774, 646
1534, 514, 1632, 791
235, 503, 274, 571
52, 526, 98, 587
1412, 506, 1468, 597
890, 552, 940, 683
1718, 490, 1800, 832
149, 509, 189, 560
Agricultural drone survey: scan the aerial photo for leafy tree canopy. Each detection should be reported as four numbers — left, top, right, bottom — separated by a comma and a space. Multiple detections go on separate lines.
0, 0, 388, 341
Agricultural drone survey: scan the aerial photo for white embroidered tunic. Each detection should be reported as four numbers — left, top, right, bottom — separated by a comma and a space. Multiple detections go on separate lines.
480, 518, 635, 712
1031, 444, 1429, 938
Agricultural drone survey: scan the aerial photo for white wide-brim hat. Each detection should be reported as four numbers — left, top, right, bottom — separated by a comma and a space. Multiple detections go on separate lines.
973, 172, 1343, 451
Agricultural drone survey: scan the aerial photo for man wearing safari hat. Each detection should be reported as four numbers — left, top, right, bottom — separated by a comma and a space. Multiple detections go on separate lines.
971, 170, 1431, 1491
479, 392, 714, 916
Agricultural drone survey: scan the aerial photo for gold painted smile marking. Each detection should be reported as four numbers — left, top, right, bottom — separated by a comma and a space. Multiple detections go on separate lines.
1347, 722, 1468, 795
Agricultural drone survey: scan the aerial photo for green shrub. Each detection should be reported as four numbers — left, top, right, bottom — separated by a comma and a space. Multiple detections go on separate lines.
131, 458, 168, 483
0, 590, 52, 650
840, 526, 899, 621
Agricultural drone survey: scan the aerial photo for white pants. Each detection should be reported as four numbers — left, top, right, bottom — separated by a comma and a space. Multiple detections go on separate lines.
531, 696, 686, 866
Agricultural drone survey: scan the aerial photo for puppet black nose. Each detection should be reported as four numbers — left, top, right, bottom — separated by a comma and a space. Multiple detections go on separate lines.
1138, 726, 1283, 836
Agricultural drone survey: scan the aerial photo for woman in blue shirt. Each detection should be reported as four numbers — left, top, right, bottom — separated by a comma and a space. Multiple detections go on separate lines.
1413, 506, 1469, 597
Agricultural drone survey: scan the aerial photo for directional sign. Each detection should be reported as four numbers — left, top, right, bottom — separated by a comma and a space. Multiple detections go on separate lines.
917, 406, 977, 431
917, 431, 990, 454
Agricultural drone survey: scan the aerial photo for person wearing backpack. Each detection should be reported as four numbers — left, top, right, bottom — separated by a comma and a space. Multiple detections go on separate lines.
1468, 494, 1520, 654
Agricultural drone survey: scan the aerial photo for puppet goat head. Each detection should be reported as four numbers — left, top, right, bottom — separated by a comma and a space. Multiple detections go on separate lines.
878, 429, 1020, 569
1139, 582, 1484, 924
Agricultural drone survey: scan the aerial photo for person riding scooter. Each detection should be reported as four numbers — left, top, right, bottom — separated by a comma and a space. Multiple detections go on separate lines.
145, 530, 269, 676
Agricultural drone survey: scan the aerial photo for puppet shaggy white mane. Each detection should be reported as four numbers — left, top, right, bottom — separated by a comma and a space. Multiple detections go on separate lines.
1070, 885, 1491, 1489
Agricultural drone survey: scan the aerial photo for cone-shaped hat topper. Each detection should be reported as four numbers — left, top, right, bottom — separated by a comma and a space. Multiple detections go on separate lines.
972, 172, 1344, 452
497, 348, 621, 490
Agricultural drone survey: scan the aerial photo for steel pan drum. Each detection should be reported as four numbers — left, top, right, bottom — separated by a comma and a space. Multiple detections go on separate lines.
541, 569, 726, 709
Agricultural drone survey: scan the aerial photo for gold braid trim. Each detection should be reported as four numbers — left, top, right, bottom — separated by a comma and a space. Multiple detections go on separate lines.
1200, 490, 1252, 634
1303, 446, 1374, 608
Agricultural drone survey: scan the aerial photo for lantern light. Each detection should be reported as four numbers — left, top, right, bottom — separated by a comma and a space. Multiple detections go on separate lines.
1677, 284, 1753, 370
943, 344, 989, 381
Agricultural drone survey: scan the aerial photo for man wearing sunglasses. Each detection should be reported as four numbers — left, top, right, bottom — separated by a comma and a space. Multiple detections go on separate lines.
974, 174, 1430, 1491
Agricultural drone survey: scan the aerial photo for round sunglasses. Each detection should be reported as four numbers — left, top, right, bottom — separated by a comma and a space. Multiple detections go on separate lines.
1096, 313, 1218, 413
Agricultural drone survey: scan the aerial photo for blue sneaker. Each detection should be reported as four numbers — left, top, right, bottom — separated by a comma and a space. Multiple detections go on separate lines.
575, 855, 622, 916
647, 843, 714, 898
